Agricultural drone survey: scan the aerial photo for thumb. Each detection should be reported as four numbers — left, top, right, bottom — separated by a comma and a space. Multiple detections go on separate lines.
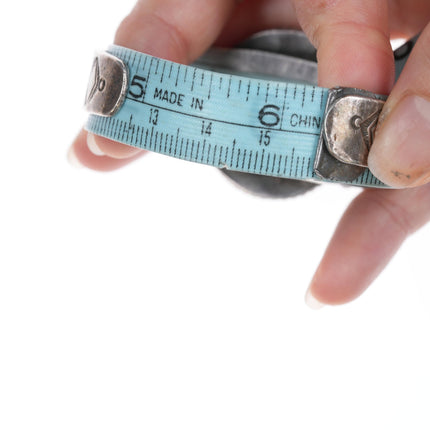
368, 26, 430, 188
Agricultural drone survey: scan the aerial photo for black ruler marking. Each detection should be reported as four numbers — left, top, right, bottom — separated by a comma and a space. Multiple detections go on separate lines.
271, 153, 277, 175
242, 149, 247, 170
121, 120, 126, 141
160, 61, 166, 83
213, 144, 218, 165
129, 117, 136, 143
169, 134, 173, 154
121, 119, 126, 141
179, 137, 184, 158
254, 150, 259, 171
190, 139, 194, 160
149, 127, 154, 150
283, 155, 288, 175
208, 73, 213, 100
280, 83, 288, 131
135, 125, 140, 146
185, 138, 189, 158
207, 143, 212, 164
201, 140, 206, 163
174, 129, 179, 156
142, 55, 148, 74
260, 148, 265, 172
320, 88, 326, 110
175, 64, 181, 87
131, 51, 137, 68
158, 132, 164, 152
218, 146, 223, 166
196, 139, 201, 160
289, 148, 295, 176
163, 132, 169, 153
191, 68, 196, 91
265, 152, 271, 173
113, 119, 120, 140
154, 130, 159, 151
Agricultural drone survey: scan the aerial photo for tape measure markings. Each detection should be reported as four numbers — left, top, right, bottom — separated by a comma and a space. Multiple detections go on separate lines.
85, 45, 386, 187
89, 113, 317, 180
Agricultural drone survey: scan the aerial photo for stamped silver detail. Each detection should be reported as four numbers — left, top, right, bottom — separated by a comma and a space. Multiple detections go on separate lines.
85, 52, 128, 117
314, 87, 387, 182
324, 88, 386, 167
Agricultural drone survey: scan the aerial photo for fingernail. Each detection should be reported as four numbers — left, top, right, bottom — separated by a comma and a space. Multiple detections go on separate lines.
369, 95, 430, 187
87, 132, 105, 156
67, 145, 83, 168
305, 288, 325, 310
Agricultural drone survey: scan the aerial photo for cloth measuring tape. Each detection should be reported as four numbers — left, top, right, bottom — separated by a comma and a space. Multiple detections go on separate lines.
84, 31, 416, 189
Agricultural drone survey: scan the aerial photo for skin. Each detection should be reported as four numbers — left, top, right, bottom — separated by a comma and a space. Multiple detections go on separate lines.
70, 0, 430, 306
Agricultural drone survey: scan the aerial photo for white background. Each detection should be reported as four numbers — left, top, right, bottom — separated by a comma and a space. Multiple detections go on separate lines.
1, 1, 429, 429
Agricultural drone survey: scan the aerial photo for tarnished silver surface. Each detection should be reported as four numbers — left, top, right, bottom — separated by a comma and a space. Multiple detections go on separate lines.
193, 49, 317, 84
324, 88, 386, 167
314, 138, 366, 182
238, 29, 317, 62
85, 52, 128, 117
314, 87, 387, 182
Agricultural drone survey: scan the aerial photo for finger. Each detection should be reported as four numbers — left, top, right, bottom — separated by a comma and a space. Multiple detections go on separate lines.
389, 0, 430, 39
293, 0, 394, 94
216, 0, 299, 46
115, 0, 236, 63
369, 24, 430, 188
306, 184, 430, 306
71, 0, 236, 169
68, 130, 146, 171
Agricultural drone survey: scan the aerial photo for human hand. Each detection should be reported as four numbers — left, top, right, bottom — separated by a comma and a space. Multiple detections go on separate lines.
69, 0, 430, 307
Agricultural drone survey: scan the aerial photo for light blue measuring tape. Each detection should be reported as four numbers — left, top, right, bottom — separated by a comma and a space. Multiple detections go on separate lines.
85, 42, 390, 187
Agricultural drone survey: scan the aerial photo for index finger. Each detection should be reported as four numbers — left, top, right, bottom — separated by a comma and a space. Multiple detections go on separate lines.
293, 0, 394, 94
